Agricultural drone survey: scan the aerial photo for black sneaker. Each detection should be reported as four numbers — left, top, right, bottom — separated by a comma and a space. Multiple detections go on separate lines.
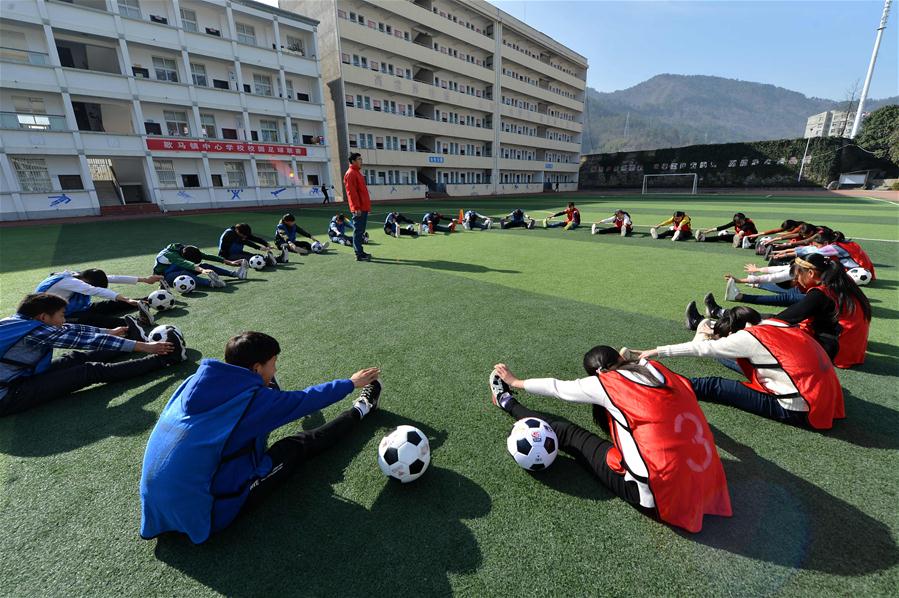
162, 328, 187, 365
703, 292, 725, 319
489, 370, 515, 412
124, 315, 147, 341
353, 380, 382, 418
356, 253, 371, 262
684, 301, 703, 331
135, 300, 155, 326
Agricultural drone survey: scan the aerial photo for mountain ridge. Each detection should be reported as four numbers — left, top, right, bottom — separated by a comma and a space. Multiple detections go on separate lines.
582, 74, 899, 154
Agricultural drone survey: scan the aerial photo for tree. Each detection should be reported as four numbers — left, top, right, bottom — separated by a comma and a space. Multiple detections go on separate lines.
855, 104, 899, 163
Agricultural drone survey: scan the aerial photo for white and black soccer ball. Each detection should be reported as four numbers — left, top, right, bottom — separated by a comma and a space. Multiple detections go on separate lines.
507, 417, 558, 472
406, 224, 415, 233
248, 254, 266, 270
378, 425, 430, 483
311, 241, 323, 254
847, 267, 872, 286
147, 289, 176, 310
147, 324, 184, 344
172, 275, 196, 295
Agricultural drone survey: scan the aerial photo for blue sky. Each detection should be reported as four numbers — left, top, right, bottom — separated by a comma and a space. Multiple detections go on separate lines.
487, 1, 898, 99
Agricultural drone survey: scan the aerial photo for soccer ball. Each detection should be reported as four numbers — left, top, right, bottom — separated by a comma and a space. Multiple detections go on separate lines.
147, 324, 183, 344
172, 275, 196, 295
147, 289, 176, 310
507, 417, 558, 472
311, 241, 323, 253
406, 224, 415, 233
248, 254, 266, 270
378, 425, 430, 483
848, 267, 872, 286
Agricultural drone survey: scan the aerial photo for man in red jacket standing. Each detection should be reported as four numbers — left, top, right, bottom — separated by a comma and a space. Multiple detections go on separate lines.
343, 153, 372, 262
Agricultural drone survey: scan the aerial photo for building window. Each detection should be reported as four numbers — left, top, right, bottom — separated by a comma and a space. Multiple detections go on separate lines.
154, 159, 177, 188
181, 174, 200, 188
200, 113, 216, 138
259, 119, 279, 142
253, 74, 272, 96
285, 35, 305, 55
180, 8, 198, 32
236, 23, 257, 46
221, 128, 238, 140
164, 110, 190, 136
211, 174, 223, 187
132, 66, 150, 78
225, 161, 247, 187
58, 174, 84, 190
190, 63, 207, 86
348, 133, 357, 148
144, 121, 162, 135
11, 157, 52, 192
153, 57, 179, 82
256, 161, 278, 186
117, 0, 141, 19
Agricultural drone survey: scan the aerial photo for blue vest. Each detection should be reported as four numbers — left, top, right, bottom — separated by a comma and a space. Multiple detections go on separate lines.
0, 316, 52, 384
140, 376, 261, 544
276, 223, 297, 242
219, 228, 244, 255
330, 217, 346, 235
384, 213, 397, 226
36, 273, 91, 315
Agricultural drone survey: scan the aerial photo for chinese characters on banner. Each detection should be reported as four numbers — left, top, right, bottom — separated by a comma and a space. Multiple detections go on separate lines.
146, 138, 309, 156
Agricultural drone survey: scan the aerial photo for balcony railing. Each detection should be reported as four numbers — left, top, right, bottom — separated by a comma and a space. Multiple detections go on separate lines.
0, 47, 50, 65
0, 112, 68, 131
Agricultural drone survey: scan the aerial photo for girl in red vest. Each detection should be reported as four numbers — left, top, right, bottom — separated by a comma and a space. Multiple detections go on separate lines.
777, 254, 871, 368
640, 306, 845, 430
489, 347, 731, 533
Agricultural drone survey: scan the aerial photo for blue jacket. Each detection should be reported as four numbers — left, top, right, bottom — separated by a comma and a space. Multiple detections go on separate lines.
36, 273, 91, 315
139, 358, 354, 543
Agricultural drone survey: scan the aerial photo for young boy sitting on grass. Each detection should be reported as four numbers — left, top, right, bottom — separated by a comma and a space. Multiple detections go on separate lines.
0, 293, 183, 417
154, 243, 248, 289
139, 331, 381, 544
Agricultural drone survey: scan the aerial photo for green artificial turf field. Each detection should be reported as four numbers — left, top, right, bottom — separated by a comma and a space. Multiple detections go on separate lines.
0, 194, 897, 597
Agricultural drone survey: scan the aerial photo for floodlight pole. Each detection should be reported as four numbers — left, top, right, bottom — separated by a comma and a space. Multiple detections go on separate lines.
850, 0, 892, 139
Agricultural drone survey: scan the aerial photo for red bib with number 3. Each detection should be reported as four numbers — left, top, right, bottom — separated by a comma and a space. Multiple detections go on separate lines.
599, 361, 732, 533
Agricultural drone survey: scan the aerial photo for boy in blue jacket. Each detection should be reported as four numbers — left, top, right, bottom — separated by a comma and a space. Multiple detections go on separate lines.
139, 331, 381, 544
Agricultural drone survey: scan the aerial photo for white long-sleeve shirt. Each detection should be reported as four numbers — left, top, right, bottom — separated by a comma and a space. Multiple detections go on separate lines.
598, 214, 632, 227
656, 320, 806, 411
745, 265, 792, 285
522, 361, 665, 509
43, 272, 139, 302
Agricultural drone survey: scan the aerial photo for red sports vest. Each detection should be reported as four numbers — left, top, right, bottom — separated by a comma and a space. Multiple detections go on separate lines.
597, 362, 732, 533
614, 215, 632, 229
801, 286, 869, 368
737, 322, 845, 429
836, 241, 876, 279
735, 218, 757, 235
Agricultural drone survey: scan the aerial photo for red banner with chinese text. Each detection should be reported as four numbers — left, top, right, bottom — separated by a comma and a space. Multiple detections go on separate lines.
146, 138, 308, 156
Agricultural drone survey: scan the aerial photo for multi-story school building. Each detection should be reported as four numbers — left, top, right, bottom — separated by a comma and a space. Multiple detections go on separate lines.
281, 0, 587, 200
0, 0, 332, 220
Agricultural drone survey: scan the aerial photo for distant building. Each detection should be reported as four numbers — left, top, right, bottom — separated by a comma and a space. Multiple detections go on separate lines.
804, 110, 857, 139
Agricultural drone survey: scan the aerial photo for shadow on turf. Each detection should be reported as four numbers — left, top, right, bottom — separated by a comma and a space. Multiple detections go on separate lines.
689, 428, 898, 576
854, 340, 899, 378
0, 364, 194, 457
371, 257, 521, 274
825, 390, 899, 449
153, 412, 492, 597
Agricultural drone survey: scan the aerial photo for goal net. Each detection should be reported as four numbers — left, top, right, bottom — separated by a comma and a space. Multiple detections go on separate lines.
642, 173, 698, 195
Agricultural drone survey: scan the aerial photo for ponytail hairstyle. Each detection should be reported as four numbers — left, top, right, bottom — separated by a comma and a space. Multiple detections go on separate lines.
583, 345, 665, 427
616, 209, 630, 219
832, 230, 846, 242
781, 219, 802, 230
798, 223, 818, 237
712, 306, 762, 337
796, 254, 872, 321
812, 229, 837, 245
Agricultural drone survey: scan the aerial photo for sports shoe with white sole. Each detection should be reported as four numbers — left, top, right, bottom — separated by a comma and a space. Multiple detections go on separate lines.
725, 277, 740, 301
527, 219, 536, 229
650, 227, 658, 239
704, 292, 725, 319
619, 347, 639, 362
280, 244, 290, 263
395, 223, 401, 238
206, 271, 226, 288
620, 226, 628, 237
236, 259, 248, 279
695, 231, 706, 242
158, 278, 173, 292
265, 251, 277, 267
163, 328, 188, 365
124, 315, 147, 341
353, 380, 382, 418
684, 301, 703, 331
135, 300, 155, 326
542, 218, 549, 228
489, 369, 515, 412
741, 236, 753, 249
591, 223, 598, 235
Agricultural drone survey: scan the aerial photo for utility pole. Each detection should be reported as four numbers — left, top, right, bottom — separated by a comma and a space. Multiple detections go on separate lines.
850, 0, 892, 138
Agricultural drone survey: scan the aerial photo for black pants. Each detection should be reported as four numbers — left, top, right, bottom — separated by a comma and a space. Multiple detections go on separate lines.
506, 400, 644, 507
700, 232, 734, 242
502, 220, 528, 229
242, 408, 360, 508
275, 237, 312, 252
657, 229, 692, 240
67, 300, 138, 329
0, 350, 169, 416
595, 226, 629, 235
384, 225, 417, 237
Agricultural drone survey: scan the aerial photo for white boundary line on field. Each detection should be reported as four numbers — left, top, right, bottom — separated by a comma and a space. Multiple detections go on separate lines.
863, 196, 899, 206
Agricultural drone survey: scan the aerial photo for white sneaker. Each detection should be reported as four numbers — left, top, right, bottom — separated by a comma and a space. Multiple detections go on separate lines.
672, 230, 681, 241
725, 277, 739, 301
236, 259, 248, 279
485, 219, 492, 230
695, 231, 705, 242
395, 223, 401, 238
650, 227, 658, 239
620, 226, 627, 237
591, 223, 598, 235
741, 236, 753, 249
463, 221, 471, 230
281, 244, 290, 263
206, 271, 226, 288
320, 241, 330, 251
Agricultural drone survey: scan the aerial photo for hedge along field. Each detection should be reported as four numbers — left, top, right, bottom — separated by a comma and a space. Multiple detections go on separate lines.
0, 194, 897, 597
